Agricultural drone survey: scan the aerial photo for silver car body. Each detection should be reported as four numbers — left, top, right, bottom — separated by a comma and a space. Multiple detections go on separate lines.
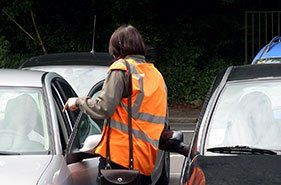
20, 52, 170, 185
0, 69, 100, 185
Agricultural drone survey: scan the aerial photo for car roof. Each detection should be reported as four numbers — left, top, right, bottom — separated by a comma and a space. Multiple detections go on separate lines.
20, 52, 113, 68
253, 43, 281, 61
227, 64, 281, 82
252, 36, 281, 64
0, 69, 46, 87
260, 42, 281, 59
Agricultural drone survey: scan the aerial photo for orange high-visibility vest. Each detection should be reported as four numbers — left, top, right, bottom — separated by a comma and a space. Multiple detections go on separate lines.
95, 56, 167, 175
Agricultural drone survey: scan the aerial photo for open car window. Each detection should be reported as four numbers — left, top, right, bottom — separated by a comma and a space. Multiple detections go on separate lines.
66, 81, 104, 154
77, 113, 101, 147
0, 87, 49, 154
76, 87, 103, 148
87, 80, 105, 129
66, 112, 102, 155
206, 80, 281, 153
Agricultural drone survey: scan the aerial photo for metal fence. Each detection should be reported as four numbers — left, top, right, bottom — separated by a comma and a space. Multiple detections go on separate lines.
245, 11, 281, 64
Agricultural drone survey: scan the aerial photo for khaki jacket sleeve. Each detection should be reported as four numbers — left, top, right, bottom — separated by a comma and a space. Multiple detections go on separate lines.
76, 70, 128, 119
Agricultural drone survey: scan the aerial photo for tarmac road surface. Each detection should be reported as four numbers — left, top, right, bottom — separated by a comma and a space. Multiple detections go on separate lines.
169, 122, 196, 185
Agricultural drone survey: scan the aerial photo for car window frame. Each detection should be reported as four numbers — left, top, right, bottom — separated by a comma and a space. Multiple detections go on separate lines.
181, 68, 232, 184
51, 82, 73, 134
52, 77, 80, 127
199, 67, 232, 156
0, 86, 51, 154
203, 78, 281, 154
65, 80, 105, 160
50, 77, 82, 154
53, 99, 69, 153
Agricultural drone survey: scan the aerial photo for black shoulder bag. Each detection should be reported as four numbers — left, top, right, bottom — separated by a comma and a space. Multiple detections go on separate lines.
100, 60, 141, 185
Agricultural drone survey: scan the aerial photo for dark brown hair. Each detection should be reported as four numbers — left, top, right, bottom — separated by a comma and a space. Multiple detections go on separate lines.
109, 25, 146, 59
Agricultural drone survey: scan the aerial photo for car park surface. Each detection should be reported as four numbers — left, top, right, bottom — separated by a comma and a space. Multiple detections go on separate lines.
175, 64, 281, 184
19, 52, 170, 184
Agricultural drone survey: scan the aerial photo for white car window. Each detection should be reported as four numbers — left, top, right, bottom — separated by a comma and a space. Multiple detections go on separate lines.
206, 80, 281, 151
0, 88, 49, 154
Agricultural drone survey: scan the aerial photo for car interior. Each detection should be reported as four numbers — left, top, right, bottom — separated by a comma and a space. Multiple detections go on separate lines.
1, 94, 46, 153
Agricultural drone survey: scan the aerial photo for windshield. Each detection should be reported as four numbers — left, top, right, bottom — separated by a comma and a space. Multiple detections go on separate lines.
257, 58, 281, 64
26, 65, 108, 96
0, 88, 49, 154
206, 80, 281, 152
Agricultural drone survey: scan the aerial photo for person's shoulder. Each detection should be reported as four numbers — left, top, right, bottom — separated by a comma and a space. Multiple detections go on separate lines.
109, 59, 127, 71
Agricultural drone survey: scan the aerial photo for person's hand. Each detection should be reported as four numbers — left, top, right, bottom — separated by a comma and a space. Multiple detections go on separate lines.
63, 97, 78, 112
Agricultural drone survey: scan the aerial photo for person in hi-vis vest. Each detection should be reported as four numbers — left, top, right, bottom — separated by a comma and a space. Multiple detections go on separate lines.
63, 25, 167, 185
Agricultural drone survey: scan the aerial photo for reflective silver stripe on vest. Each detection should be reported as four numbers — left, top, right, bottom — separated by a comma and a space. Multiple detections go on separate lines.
131, 73, 144, 114
134, 112, 166, 124
110, 120, 159, 148
121, 60, 166, 124
119, 102, 166, 124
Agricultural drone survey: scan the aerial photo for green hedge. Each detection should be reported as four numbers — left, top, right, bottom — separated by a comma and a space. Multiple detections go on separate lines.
0, 0, 244, 104
0, 30, 235, 105
158, 40, 231, 104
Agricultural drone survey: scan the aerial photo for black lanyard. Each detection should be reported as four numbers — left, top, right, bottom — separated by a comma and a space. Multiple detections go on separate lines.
105, 60, 134, 169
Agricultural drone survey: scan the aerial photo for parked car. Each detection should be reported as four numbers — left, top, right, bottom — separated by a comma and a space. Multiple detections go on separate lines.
163, 64, 281, 184
0, 69, 103, 185
19, 52, 112, 96
19, 51, 170, 184
252, 36, 281, 64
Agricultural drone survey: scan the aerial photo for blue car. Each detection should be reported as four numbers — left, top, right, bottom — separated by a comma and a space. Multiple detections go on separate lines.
252, 36, 281, 64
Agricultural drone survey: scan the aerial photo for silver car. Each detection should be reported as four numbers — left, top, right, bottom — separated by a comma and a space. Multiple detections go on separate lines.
0, 69, 105, 185
20, 52, 170, 185
19, 52, 111, 96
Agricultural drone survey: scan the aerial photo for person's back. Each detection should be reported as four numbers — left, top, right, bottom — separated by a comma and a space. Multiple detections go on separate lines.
64, 24, 167, 184
95, 55, 167, 175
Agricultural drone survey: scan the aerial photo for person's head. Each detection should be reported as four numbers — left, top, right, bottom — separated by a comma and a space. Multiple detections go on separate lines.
109, 24, 146, 59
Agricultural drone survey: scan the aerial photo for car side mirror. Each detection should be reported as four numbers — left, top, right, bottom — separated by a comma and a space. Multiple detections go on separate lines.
66, 134, 101, 164
80, 134, 102, 153
66, 134, 102, 164
159, 130, 189, 156
66, 149, 98, 164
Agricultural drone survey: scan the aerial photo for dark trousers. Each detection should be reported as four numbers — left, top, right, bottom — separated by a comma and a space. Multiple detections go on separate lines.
97, 157, 152, 185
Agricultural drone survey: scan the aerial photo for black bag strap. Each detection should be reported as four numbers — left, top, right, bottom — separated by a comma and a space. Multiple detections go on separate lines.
105, 118, 111, 169
125, 60, 134, 169
105, 59, 134, 170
